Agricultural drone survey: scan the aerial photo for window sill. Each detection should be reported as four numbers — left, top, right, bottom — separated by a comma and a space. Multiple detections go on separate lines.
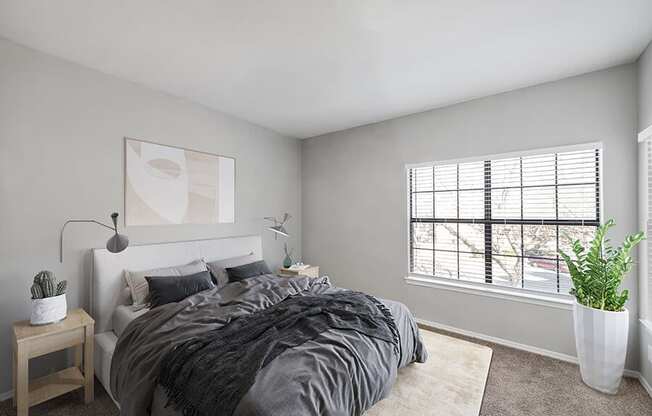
404, 274, 574, 310
641, 319, 652, 334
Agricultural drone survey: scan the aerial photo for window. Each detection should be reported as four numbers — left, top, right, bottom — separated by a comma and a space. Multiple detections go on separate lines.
408, 144, 601, 295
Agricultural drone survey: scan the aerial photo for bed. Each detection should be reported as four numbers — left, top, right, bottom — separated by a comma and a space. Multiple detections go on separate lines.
92, 235, 426, 416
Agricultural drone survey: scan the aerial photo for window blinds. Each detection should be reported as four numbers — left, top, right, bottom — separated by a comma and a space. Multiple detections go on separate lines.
408, 145, 601, 295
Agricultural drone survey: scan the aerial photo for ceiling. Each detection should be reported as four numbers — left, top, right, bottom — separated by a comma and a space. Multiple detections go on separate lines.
1, 1, 652, 138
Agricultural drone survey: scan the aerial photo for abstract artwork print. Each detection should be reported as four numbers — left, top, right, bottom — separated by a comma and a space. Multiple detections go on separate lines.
125, 138, 235, 225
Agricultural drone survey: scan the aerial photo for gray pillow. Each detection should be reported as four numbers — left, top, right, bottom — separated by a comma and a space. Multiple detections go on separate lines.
226, 260, 272, 282
145, 271, 215, 308
205, 254, 258, 287
124, 259, 208, 306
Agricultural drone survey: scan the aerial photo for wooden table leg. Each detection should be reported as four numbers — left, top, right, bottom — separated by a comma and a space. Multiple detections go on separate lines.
83, 324, 94, 403
73, 343, 83, 369
15, 344, 28, 416
12, 347, 16, 407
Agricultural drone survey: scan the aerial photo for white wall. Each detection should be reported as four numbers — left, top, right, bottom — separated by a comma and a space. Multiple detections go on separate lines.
0, 38, 301, 395
638, 40, 652, 394
302, 64, 640, 370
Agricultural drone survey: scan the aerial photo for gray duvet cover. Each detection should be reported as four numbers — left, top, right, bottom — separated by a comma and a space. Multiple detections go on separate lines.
111, 275, 427, 416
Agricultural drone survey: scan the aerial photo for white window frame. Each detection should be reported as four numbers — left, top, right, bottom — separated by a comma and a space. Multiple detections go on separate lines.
404, 142, 603, 309
639, 125, 652, 323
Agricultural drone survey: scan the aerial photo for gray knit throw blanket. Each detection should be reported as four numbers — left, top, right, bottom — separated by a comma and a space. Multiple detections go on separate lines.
158, 290, 399, 416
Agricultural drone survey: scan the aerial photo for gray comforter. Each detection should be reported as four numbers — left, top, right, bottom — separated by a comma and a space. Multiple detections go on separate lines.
111, 275, 427, 416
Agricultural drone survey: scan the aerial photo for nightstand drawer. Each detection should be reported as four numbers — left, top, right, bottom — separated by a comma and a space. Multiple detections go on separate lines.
26, 327, 84, 359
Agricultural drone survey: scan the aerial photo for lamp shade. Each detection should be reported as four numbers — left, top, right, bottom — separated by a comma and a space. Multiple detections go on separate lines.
264, 213, 291, 239
106, 233, 129, 253
106, 212, 129, 253
268, 225, 289, 237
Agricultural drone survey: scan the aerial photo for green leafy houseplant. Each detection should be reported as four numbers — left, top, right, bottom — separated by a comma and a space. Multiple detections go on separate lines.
558, 219, 644, 312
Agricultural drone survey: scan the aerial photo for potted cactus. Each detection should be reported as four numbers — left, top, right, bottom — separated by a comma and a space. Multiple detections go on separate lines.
30, 270, 68, 325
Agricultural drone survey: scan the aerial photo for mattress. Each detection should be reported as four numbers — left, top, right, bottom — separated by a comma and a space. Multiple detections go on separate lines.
113, 304, 148, 338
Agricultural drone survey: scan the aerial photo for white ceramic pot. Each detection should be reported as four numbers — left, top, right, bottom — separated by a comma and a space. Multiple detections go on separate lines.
30, 294, 67, 325
573, 300, 628, 394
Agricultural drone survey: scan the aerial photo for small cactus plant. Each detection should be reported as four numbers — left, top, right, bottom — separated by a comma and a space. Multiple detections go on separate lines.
30, 283, 44, 299
56, 281, 67, 296
30, 270, 67, 299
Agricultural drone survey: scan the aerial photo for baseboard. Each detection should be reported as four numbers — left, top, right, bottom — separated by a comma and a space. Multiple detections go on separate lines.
0, 389, 12, 401
417, 317, 581, 364
416, 317, 645, 384
639, 373, 652, 397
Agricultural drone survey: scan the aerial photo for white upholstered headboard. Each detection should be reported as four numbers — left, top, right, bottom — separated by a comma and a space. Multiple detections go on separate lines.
91, 235, 263, 333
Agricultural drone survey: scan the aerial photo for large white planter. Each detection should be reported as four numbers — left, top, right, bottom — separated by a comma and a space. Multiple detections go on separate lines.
30, 294, 67, 325
573, 300, 628, 394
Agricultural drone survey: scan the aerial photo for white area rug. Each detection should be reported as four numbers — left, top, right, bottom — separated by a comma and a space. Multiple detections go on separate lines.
366, 329, 492, 416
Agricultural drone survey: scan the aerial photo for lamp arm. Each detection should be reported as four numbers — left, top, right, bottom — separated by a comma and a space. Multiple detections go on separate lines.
59, 219, 116, 263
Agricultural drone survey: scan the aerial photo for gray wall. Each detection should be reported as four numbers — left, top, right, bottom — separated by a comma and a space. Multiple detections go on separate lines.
0, 38, 301, 395
638, 40, 652, 392
640, 40, 652, 132
302, 64, 640, 370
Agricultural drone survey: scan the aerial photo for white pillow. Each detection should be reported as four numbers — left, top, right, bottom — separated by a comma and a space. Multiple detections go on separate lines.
123, 259, 208, 306
118, 287, 133, 305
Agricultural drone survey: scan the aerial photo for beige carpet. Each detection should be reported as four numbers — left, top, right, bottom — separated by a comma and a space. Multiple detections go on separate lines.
366, 329, 493, 416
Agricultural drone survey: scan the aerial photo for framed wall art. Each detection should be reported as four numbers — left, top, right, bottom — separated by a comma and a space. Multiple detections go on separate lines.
124, 138, 235, 225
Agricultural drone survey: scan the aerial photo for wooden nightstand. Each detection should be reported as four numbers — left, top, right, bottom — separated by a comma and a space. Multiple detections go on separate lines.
278, 265, 320, 278
12, 308, 94, 416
